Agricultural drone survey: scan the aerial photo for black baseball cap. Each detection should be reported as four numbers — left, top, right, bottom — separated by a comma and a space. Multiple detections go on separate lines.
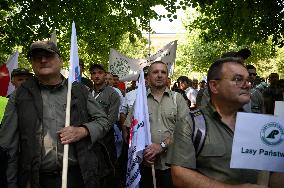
89, 64, 105, 72
27, 40, 60, 58
11, 68, 33, 78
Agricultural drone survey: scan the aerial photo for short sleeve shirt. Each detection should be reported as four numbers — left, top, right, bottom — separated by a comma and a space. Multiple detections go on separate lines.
168, 103, 258, 184
125, 87, 189, 170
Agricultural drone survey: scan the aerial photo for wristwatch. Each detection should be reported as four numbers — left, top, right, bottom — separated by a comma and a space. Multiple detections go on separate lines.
160, 141, 168, 151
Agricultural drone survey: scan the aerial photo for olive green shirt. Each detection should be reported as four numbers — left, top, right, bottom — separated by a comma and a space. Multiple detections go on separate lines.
168, 103, 258, 184
126, 87, 189, 170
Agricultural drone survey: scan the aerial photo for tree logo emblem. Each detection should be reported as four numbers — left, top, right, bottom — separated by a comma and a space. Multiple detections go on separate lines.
260, 122, 284, 146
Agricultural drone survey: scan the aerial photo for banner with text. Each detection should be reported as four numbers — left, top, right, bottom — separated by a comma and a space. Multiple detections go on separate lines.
230, 112, 284, 172
109, 40, 177, 81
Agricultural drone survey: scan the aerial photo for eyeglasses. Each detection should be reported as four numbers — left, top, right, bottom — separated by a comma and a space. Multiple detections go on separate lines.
215, 75, 251, 87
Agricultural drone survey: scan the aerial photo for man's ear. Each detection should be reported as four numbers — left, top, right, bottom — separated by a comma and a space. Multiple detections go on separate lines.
208, 80, 219, 94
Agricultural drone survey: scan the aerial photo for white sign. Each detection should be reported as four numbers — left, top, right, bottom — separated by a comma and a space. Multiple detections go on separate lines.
230, 112, 284, 172
274, 101, 284, 117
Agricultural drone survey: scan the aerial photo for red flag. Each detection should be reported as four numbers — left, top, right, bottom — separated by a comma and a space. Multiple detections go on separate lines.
0, 51, 19, 96
0, 64, 10, 96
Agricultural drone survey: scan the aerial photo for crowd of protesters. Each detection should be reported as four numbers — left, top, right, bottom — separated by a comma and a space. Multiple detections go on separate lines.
0, 41, 283, 188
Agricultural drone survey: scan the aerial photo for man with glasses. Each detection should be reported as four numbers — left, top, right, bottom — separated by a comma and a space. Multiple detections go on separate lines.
246, 64, 265, 113
0, 41, 111, 187
169, 57, 266, 187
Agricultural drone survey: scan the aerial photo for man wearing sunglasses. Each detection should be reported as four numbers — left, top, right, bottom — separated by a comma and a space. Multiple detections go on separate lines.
246, 64, 265, 114
169, 57, 267, 188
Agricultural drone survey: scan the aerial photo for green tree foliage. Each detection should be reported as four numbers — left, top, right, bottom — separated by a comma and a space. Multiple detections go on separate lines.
118, 33, 149, 59
189, 0, 284, 47
175, 5, 284, 80
0, 0, 185, 67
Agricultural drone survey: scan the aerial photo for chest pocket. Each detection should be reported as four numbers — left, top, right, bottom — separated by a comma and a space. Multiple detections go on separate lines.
199, 143, 225, 157
162, 108, 177, 121
162, 107, 177, 133
97, 99, 110, 113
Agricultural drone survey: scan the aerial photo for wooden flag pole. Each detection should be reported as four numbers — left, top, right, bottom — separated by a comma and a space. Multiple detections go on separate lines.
61, 73, 72, 188
151, 164, 157, 188
257, 171, 270, 185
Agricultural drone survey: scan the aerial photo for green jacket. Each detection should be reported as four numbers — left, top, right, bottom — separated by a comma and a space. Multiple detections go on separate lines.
6, 77, 111, 188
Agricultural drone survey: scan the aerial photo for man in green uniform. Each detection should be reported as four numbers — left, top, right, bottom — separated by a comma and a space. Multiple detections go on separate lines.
168, 57, 267, 188
125, 61, 189, 188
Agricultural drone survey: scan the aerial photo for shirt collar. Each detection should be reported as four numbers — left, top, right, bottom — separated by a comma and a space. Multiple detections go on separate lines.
147, 87, 171, 97
37, 75, 66, 90
94, 83, 107, 93
205, 101, 246, 121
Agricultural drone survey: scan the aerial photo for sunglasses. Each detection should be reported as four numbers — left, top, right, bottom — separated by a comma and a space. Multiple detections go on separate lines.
249, 73, 257, 76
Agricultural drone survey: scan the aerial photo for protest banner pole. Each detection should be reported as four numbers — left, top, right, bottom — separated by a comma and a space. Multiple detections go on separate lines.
62, 21, 79, 188
151, 164, 157, 188
257, 171, 270, 185
148, 20, 151, 57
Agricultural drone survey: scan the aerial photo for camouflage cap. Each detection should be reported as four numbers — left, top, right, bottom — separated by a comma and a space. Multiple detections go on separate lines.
27, 41, 60, 58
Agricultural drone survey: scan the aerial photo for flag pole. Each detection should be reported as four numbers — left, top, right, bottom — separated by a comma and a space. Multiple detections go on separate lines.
62, 21, 79, 188
148, 20, 157, 188
62, 78, 71, 188
148, 20, 151, 57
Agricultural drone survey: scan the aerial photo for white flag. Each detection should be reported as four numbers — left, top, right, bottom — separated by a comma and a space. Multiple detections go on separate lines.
68, 21, 80, 84
109, 40, 177, 81
148, 40, 177, 75
126, 71, 151, 188
6, 51, 19, 96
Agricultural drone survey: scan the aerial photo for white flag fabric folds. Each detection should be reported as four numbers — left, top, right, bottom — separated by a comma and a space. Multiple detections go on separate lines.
109, 40, 177, 81
126, 71, 151, 188
68, 21, 80, 84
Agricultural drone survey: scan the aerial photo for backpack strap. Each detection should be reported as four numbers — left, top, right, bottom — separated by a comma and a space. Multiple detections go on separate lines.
171, 91, 177, 107
190, 109, 207, 156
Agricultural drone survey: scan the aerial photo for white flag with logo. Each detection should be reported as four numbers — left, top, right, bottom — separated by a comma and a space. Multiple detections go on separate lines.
109, 40, 177, 81
126, 71, 151, 188
68, 21, 80, 84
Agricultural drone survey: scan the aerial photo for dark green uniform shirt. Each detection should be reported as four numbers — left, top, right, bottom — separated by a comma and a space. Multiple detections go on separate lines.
168, 103, 258, 184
